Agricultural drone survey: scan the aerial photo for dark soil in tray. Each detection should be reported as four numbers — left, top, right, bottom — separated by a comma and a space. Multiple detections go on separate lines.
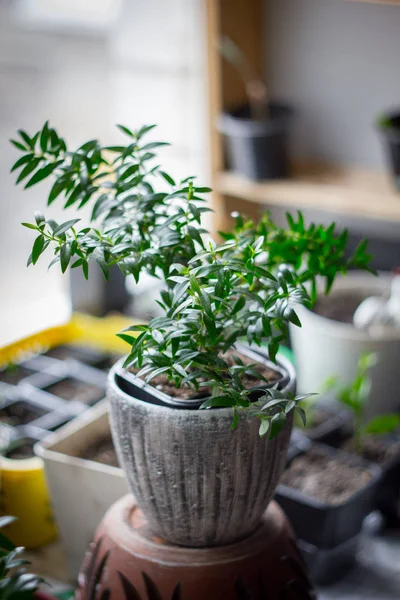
5, 439, 36, 459
0, 365, 35, 385
92, 356, 120, 371
79, 435, 119, 467
340, 435, 400, 466
44, 344, 104, 364
280, 448, 372, 505
45, 379, 104, 404
131, 348, 281, 400
313, 292, 368, 324
0, 401, 46, 426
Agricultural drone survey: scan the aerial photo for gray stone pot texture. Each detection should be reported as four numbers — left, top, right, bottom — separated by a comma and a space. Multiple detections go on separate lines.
107, 353, 296, 547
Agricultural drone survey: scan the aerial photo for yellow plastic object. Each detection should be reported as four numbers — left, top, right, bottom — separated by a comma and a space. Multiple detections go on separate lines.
0, 312, 138, 548
69, 312, 137, 353
0, 455, 57, 548
0, 312, 137, 366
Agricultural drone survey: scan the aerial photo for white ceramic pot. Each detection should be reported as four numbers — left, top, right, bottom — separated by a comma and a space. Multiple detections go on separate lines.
108, 353, 296, 547
35, 400, 129, 580
290, 272, 400, 418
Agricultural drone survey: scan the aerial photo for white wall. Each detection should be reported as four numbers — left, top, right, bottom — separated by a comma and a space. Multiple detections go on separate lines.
0, 0, 209, 345
267, 0, 400, 169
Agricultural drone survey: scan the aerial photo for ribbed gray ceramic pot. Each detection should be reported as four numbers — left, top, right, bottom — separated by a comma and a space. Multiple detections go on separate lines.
107, 354, 296, 548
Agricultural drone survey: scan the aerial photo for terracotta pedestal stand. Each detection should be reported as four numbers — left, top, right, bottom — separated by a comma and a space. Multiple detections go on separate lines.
76, 495, 315, 600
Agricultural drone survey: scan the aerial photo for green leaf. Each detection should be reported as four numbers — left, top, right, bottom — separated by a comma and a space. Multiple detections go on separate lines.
200, 395, 234, 409
10, 154, 32, 172
53, 219, 80, 236
40, 120, 49, 153
32, 235, 45, 264
18, 129, 34, 148
286, 308, 301, 327
24, 161, 62, 189
117, 124, 134, 137
198, 289, 213, 319
152, 330, 164, 345
137, 124, 157, 138
60, 244, 71, 273
269, 413, 287, 440
16, 157, 40, 184
363, 414, 400, 436
231, 408, 240, 429
233, 296, 246, 314
259, 419, 270, 437
173, 364, 187, 378
103, 145, 126, 152
10, 138, 27, 151
117, 333, 137, 345
82, 260, 89, 280
119, 164, 139, 181
21, 222, 38, 230
34, 211, 45, 226
48, 178, 67, 205
295, 406, 307, 426
159, 171, 175, 186
141, 142, 170, 151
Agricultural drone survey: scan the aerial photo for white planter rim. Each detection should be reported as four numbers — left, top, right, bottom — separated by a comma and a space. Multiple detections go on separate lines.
297, 271, 400, 342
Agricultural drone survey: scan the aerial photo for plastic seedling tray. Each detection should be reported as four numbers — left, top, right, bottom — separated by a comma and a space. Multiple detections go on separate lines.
42, 378, 105, 406
0, 422, 18, 451
1, 344, 116, 460
0, 399, 47, 426
43, 343, 114, 366
275, 442, 382, 549
0, 364, 36, 385
4, 437, 38, 460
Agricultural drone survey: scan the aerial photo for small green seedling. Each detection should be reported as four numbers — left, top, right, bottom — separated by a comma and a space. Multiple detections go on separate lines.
326, 353, 400, 453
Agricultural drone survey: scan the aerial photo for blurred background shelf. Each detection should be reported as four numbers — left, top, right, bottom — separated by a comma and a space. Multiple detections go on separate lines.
216, 167, 400, 224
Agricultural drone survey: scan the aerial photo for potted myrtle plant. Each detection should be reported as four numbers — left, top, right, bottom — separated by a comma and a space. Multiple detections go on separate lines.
377, 109, 400, 190
11, 122, 371, 548
217, 37, 294, 180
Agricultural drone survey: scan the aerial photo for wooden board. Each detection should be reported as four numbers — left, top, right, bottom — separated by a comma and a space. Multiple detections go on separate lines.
205, 0, 264, 233
216, 167, 400, 224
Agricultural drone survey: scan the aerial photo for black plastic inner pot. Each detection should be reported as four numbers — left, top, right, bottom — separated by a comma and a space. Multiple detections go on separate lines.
219, 103, 293, 136
114, 345, 290, 410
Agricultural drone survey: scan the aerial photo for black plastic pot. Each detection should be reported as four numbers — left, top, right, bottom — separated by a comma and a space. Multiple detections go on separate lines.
114, 343, 295, 410
298, 533, 359, 586
314, 426, 400, 523
275, 442, 382, 549
378, 111, 400, 189
296, 407, 352, 442
217, 103, 293, 181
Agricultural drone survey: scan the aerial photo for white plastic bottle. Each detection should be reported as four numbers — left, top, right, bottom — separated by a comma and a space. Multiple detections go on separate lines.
353, 272, 400, 330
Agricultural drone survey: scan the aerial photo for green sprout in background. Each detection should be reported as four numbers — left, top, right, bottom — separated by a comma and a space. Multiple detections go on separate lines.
325, 353, 400, 453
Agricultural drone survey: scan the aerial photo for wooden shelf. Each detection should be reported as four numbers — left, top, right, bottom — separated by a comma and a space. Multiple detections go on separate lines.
216, 166, 400, 224
348, 1, 400, 5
